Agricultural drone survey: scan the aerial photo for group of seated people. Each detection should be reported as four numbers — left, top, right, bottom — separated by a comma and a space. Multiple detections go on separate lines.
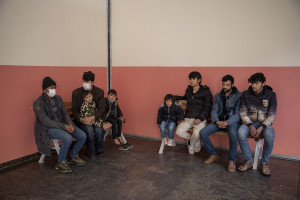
157, 71, 277, 176
33, 70, 277, 176
33, 71, 132, 174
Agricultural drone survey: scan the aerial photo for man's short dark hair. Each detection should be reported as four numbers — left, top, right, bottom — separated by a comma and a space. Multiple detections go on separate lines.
83, 71, 95, 82
189, 71, 201, 80
248, 73, 266, 83
82, 90, 92, 98
108, 89, 117, 96
164, 94, 174, 102
222, 75, 234, 84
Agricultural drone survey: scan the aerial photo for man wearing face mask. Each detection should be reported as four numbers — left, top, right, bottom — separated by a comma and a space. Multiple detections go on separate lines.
72, 71, 106, 158
33, 77, 87, 173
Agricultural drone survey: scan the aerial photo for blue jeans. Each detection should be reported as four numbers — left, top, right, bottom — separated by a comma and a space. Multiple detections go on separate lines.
200, 123, 239, 161
78, 123, 104, 155
238, 122, 275, 164
49, 126, 87, 163
160, 121, 176, 139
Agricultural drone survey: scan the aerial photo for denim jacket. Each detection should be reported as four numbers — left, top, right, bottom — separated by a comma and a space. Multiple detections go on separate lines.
211, 87, 241, 125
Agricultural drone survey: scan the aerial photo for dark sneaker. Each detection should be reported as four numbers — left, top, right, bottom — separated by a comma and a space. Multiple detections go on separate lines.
55, 160, 72, 173
125, 143, 133, 149
68, 154, 86, 166
119, 143, 129, 151
97, 150, 104, 156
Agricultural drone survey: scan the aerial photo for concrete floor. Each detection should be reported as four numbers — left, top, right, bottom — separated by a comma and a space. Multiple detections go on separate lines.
0, 137, 299, 200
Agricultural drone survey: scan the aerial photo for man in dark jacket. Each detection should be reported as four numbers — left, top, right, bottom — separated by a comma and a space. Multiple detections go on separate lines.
237, 73, 277, 176
200, 75, 241, 172
33, 77, 86, 174
72, 71, 106, 158
174, 71, 213, 155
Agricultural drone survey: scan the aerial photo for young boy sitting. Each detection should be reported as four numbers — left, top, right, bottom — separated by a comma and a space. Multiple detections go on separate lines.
81, 90, 112, 131
105, 89, 132, 150
157, 94, 185, 146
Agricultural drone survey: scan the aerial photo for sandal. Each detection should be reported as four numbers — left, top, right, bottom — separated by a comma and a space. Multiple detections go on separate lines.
261, 163, 271, 176
237, 161, 253, 172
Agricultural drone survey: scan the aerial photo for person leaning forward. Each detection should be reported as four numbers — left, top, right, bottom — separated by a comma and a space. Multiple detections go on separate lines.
33, 77, 87, 174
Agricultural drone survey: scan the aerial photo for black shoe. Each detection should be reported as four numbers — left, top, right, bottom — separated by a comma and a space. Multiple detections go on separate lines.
97, 150, 104, 156
119, 143, 129, 151
68, 154, 86, 166
89, 154, 96, 159
126, 143, 133, 149
55, 160, 72, 173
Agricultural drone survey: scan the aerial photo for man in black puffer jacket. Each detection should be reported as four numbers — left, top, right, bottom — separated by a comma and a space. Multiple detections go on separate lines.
157, 94, 184, 146
174, 71, 213, 155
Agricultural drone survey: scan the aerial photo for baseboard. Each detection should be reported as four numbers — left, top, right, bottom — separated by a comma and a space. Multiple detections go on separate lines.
123, 133, 300, 162
0, 152, 40, 172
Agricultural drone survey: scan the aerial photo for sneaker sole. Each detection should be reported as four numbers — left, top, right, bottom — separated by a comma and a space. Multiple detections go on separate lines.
55, 166, 72, 173
119, 147, 129, 151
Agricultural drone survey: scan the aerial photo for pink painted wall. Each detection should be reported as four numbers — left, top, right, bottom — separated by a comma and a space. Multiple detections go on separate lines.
0, 66, 107, 163
1, 66, 299, 164
113, 67, 300, 157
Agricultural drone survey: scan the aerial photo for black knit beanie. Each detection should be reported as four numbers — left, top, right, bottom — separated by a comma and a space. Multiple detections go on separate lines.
42, 77, 56, 90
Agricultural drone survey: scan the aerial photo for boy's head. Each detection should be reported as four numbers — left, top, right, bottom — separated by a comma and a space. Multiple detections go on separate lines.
248, 73, 266, 94
189, 71, 201, 87
108, 89, 117, 102
164, 94, 174, 107
83, 90, 93, 103
82, 71, 95, 91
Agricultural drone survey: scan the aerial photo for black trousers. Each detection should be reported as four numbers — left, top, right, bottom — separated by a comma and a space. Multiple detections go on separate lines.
106, 117, 122, 139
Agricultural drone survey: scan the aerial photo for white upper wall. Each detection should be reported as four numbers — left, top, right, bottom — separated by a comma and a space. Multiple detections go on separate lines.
0, 0, 107, 66
112, 0, 300, 66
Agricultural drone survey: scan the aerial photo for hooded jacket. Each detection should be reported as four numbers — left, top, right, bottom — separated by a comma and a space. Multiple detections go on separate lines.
33, 94, 74, 156
211, 87, 241, 125
157, 102, 185, 124
105, 97, 123, 119
240, 85, 277, 128
174, 85, 213, 121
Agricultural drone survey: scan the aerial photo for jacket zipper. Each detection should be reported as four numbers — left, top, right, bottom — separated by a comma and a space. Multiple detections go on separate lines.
167, 106, 170, 123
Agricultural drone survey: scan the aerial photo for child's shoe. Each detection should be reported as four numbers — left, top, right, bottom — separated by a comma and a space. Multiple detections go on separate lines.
167, 139, 173, 146
162, 138, 167, 145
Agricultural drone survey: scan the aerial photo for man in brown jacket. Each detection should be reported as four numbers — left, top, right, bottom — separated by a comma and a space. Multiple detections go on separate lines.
72, 71, 106, 158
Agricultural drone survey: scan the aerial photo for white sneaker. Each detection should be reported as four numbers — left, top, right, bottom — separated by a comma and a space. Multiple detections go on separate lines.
194, 139, 201, 153
188, 145, 195, 155
167, 139, 173, 146
162, 138, 167, 145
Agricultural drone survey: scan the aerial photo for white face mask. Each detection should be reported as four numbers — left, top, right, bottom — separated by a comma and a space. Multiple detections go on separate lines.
47, 89, 56, 98
83, 82, 92, 90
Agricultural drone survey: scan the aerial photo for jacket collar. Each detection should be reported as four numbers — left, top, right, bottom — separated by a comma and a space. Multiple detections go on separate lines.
220, 86, 238, 97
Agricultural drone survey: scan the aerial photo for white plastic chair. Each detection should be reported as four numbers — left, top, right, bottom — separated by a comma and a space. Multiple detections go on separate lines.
38, 139, 60, 163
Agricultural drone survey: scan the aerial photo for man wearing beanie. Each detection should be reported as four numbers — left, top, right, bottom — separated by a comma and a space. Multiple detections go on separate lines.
33, 77, 87, 173
72, 71, 106, 158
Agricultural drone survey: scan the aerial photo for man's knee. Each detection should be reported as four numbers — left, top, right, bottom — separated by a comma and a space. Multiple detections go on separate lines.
238, 125, 248, 139
263, 126, 275, 142
176, 126, 185, 136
